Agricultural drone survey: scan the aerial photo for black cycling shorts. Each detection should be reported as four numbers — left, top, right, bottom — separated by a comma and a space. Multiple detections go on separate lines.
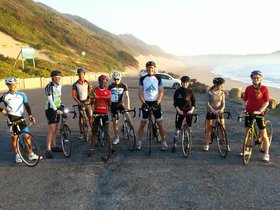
141, 101, 162, 121
45, 108, 60, 124
175, 114, 192, 129
245, 115, 266, 130
92, 114, 109, 126
205, 112, 224, 120
111, 102, 125, 118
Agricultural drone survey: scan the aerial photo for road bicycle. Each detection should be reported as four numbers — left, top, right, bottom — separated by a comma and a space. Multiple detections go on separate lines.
139, 105, 161, 156
8, 118, 41, 167
208, 111, 231, 158
93, 114, 112, 161
115, 108, 136, 151
177, 113, 198, 158
238, 113, 273, 165
73, 104, 90, 142
58, 104, 76, 158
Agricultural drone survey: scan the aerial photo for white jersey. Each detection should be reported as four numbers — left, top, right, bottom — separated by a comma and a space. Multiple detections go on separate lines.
0, 91, 28, 117
139, 75, 162, 102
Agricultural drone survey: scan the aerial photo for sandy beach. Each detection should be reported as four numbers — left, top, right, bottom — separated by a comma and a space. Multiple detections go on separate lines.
134, 55, 280, 103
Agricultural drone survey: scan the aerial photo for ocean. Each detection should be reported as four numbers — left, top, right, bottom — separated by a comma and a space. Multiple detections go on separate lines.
212, 63, 280, 89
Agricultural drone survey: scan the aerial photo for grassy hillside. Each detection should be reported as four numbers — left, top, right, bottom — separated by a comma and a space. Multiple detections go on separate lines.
0, 0, 159, 78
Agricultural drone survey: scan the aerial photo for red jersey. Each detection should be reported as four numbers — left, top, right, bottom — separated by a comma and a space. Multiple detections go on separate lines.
243, 85, 270, 114
92, 87, 111, 114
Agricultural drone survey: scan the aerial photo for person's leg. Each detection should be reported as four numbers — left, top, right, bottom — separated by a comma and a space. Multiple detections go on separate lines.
137, 121, 147, 149
204, 119, 213, 151
46, 123, 57, 151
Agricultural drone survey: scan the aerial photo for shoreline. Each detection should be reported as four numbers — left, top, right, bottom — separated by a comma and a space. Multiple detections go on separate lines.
131, 55, 279, 103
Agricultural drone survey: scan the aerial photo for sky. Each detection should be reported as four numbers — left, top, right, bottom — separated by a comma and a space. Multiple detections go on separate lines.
34, 0, 280, 56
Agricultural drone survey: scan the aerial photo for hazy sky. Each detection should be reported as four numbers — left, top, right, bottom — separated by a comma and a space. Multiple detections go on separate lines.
34, 0, 280, 56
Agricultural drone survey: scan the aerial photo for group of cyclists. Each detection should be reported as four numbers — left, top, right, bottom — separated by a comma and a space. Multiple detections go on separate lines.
0, 60, 271, 163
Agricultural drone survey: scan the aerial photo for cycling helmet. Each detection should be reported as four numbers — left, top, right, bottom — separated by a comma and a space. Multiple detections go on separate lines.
213, 77, 225, 86
112, 71, 121, 80
5, 77, 19, 85
180, 76, 190, 83
146, 61, 156, 67
77, 68, 86, 74
50, 70, 61, 77
98, 75, 108, 83
250, 70, 262, 78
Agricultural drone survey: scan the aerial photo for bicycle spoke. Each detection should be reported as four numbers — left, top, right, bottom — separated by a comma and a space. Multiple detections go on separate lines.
181, 127, 192, 158
216, 125, 228, 158
243, 129, 253, 165
98, 129, 111, 161
124, 123, 136, 151
61, 124, 72, 157
17, 132, 41, 167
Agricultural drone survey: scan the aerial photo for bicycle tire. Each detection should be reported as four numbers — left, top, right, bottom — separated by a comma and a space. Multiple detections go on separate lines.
98, 128, 111, 161
61, 124, 72, 158
17, 132, 41, 167
216, 125, 228, 158
82, 115, 89, 142
181, 126, 192, 158
243, 128, 253, 165
147, 122, 153, 156
124, 122, 136, 151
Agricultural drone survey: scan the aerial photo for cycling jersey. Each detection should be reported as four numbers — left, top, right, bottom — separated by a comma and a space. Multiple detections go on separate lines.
0, 91, 28, 117
108, 83, 128, 103
244, 85, 269, 115
139, 75, 162, 101
92, 87, 111, 114
206, 89, 225, 112
45, 81, 62, 110
72, 79, 91, 102
173, 87, 195, 112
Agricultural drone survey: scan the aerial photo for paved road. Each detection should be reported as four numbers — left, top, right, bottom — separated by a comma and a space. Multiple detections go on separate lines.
0, 76, 280, 209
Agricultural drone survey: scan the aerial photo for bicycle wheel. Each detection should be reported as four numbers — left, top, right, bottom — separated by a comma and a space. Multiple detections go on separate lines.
17, 132, 41, 167
82, 116, 89, 142
98, 128, 111, 161
216, 125, 228, 158
147, 122, 153, 156
61, 124, 72, 158
243, 128, 254, 165
124, 122, 136, 151
181, 126, 192, 158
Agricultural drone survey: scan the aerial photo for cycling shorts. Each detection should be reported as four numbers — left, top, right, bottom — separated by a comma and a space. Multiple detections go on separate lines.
92, 114, 109, 126
141, 101, 162, 121
78, 103, 92, 118
111, 102, 125, 118
45, 108, 60, 124
175, 114, 192, 129
206, 112, 224, 120
7, 115, 29, 136
245, 115, 266, 130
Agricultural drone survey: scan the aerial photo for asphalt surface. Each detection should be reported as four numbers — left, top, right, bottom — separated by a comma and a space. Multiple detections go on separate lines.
0, 76, 280, 210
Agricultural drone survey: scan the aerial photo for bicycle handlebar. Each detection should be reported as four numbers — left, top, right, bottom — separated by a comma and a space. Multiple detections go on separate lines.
121, 107, 136, 118
237, 112, 264, 123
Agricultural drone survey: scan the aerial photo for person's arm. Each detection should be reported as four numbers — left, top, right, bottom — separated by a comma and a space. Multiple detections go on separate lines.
157, 86, 164, 104
219, 92, 225, 112
206, 91, 215, 113
45, 84, 57, 111
24, 102, 36, 123
72, 87, 82, 106
124, 91, 131, 110
138, 87, 145, 104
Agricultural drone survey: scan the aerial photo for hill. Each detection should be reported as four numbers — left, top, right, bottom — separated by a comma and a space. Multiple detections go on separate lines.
0, 0, 169, 78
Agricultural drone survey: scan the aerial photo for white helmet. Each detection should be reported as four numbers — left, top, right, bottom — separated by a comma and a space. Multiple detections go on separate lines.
5, 77, 19, 85
112, 71, 121, 80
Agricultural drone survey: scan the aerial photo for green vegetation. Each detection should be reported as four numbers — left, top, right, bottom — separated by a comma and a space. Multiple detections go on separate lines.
0, 0, 145, 79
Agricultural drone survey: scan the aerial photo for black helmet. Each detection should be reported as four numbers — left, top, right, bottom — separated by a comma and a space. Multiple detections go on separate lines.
77, 68, 86, 74
146, 61, 156, 67
250, 70, 262, 78
50, 70, 61, 77
213, 77, 225, 86
180, 76, 190, 83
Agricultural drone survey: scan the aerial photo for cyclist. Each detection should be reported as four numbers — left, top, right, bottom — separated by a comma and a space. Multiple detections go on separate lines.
172, 76, 195, 152
88, 75, 112, 157
0, 77, 39, 163
44, 70, 63, 159
137, 61, 168, 151
204, 77, 231, 151
108, 71, 133, 145
72, 68, 93, 138
243, 70, 270, 162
